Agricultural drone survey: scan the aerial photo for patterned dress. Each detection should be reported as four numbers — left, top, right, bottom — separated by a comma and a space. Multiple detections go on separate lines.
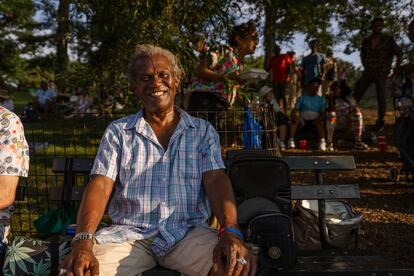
188, 45, 242, 107
0, 106, 29, 249
409, 45, 414, 93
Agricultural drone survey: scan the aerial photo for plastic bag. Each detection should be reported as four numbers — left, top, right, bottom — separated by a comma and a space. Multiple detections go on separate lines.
243, 106, 262, 149
33, 207, 76, 235
293, 200, 363, 250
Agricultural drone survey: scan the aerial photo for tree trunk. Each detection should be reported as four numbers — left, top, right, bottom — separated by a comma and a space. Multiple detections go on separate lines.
263, 0, 276, 70
55, 0, 70, 92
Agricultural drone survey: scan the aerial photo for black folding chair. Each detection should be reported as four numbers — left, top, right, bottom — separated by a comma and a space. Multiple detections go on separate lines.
226, 154, 292, 225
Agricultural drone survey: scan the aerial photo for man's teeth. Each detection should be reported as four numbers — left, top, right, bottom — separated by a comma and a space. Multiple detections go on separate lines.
150, 91, 165, 97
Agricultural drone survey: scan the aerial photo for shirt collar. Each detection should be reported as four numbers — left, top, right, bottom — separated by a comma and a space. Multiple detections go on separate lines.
124, 106, 196, 131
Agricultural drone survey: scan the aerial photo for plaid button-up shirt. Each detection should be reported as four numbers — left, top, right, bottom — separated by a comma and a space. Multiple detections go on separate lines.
91, 108, 225, 256
361, 33, 401, 75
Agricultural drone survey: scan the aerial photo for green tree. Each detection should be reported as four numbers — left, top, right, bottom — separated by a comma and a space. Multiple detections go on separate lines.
245, 0, 344, 67
65, 0, 241, 107
336, 0, 414, 54
0, 0, 37, 88
55, 0, 70, 89
246, 0, 414, 67
337, 59, 362, 88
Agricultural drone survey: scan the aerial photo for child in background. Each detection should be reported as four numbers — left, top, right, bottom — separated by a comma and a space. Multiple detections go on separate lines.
64, 88, 91, 118
326, 80, 368, 149
288, 78, 335, 151
259, 86, 289, 150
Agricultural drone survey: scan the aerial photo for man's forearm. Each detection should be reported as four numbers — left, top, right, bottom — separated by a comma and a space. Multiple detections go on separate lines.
76, 175, 113, 234
194, 67, 225, 82
0, 176, 18, 209
203, 170, 238, 227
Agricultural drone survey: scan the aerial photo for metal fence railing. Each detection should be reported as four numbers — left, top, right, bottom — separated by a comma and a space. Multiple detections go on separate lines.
11, 106, 279, 236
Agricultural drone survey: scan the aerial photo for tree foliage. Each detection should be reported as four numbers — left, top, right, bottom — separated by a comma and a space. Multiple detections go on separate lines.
246, 0, 414, 67
2, 0, 414, 102
0, 0, 37, 88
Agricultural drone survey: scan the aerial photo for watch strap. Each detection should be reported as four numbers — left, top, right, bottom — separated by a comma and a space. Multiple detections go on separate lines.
71, 232, 94, 245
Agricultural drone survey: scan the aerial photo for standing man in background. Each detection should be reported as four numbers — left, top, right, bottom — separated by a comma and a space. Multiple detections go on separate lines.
353, 17, 402, 135
301, 39, 326, 94
266, 44, 293, 113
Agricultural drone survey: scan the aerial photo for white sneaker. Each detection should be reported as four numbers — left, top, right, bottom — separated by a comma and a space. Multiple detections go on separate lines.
288, 138, 296, 149
327, 142, 334, 152
319, 139, 326, 151
279, 141, 286, 150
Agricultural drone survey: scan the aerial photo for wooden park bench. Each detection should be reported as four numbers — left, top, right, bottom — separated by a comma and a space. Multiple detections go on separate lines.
226, 150, 414, 275
13, 155, 413, 275
282, 155, 359, 249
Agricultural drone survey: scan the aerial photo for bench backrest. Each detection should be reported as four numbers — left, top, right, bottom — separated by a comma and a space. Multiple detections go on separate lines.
49, 158, 94, 201
281, 155, 356, 171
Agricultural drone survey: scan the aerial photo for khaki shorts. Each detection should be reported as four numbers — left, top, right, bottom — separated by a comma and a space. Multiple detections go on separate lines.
93, 226, 218, 276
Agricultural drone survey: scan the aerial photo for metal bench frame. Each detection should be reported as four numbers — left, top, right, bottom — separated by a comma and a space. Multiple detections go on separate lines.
281, 155, 359, 249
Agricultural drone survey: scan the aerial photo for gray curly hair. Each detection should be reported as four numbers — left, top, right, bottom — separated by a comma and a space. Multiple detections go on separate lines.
128, 44, 185, 87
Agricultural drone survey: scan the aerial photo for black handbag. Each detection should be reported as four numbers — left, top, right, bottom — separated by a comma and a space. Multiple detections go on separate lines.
247, 211, 296, 270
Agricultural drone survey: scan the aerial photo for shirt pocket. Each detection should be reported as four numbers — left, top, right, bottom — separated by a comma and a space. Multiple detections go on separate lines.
179, 150, 202, 181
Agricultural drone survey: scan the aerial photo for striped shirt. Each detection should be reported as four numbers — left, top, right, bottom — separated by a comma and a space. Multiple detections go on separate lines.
91, 107, 225, 256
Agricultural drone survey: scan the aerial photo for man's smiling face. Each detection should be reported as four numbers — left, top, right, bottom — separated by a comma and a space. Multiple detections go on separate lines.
133, 54, 179, 114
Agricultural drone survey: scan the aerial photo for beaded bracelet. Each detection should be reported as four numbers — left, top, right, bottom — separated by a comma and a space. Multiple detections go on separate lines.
218, 226, 244, 240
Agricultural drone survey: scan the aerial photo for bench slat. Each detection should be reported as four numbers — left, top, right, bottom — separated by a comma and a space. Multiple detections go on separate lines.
53, 158, 94, 173
282, 156, 356, 171
48, 186, 85, 201
291, 184, 360, 200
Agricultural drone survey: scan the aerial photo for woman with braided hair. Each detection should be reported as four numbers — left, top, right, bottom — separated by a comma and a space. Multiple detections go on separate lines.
187, 20, 259, 113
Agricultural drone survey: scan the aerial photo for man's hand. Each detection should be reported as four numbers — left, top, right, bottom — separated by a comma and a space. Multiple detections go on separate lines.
59, 240, 99, 276
211, 233, 256, 276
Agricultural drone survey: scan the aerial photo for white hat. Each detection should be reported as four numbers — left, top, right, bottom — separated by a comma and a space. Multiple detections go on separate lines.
259, 86, 272, 97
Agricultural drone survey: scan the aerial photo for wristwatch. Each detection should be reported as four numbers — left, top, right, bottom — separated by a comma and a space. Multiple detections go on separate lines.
71, 232, 95, 245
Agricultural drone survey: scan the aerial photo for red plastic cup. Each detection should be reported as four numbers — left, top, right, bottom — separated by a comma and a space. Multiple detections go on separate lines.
299, 140, 308, 150
377, 135, 386, 143
378, 141, 387, 152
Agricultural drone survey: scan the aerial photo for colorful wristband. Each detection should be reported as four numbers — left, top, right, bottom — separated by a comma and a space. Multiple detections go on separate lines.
218, 226, 244, 240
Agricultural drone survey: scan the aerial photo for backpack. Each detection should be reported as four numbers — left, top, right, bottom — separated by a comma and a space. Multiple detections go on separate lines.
293, 200, 363, 250
247, 210, 296, 270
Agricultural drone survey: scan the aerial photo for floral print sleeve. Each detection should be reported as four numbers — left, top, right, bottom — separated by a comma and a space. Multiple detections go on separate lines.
0, 107, 29, 247
188, 45, 242, 107
207, 46, 241, 74
0, 107, 29, 177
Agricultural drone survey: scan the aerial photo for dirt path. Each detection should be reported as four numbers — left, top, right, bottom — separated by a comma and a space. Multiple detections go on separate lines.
285, 106, 414, 266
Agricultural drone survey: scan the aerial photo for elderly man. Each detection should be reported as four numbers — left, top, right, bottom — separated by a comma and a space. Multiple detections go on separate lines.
32, 79, 57, 119
353, 17, 402, 134
0, 106, 30, 256
60, 44, 255, 276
